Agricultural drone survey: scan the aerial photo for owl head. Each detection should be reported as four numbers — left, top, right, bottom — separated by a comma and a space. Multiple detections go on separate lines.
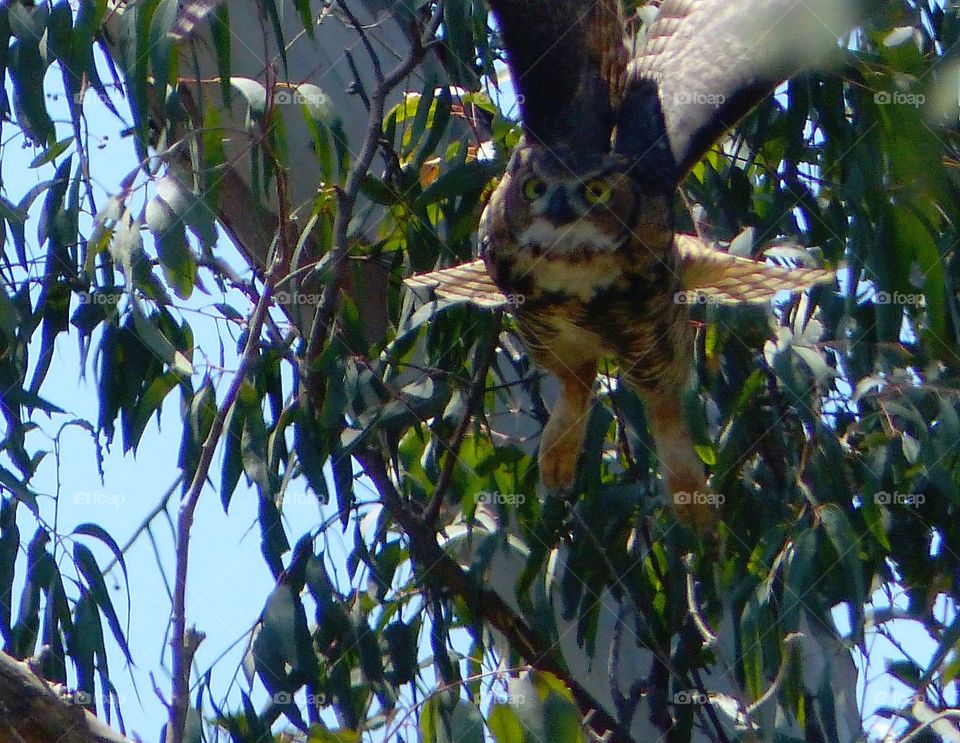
480, 142, 674, 264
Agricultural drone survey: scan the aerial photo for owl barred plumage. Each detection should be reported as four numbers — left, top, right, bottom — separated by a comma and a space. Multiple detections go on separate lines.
407, 0, 853, 531
477, 144, 707, 522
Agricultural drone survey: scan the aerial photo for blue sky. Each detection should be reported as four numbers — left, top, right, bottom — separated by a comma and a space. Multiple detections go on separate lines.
2, 60, 360, 738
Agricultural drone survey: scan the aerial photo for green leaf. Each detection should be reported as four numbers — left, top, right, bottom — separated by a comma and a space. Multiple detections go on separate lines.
145, 176, 199, 299
259, 0, 287, 76
541, 693, 582, 743
148, 0, 178, 98
9, 39, 54, 145
73, 542, 132, 664
66, 591, 103, 701
28, 136, 73, 168
414, 160, 501, 209
294, 404, 329, 502
415, 87, 452, 167
488, 703, 524, 743
0, 466, 39, 515
252, 582, 318, 699
441, 0, 476, 87
919, 612, 960, 688
818, 505, 865, 641
131, 302, 193, 375
241, 396, 273, 497
447, 700, 484, 743
0, 499, 20, 644
46, 2, 72, 70
307, 727, 361, 743
332, 443, 353, 530
117, 0, 155, 165
384, 620, 417, 686
70, 523, 130, 612
220, 397, 246, 511
207, 3, 232, 106
202, 105, 226, 210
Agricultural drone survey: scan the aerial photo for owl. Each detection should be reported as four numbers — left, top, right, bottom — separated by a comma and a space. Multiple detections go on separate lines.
477, 145, 701, 517
408, 0, 853, 531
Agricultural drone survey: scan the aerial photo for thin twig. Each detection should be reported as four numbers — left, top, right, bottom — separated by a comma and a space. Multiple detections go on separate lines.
303, 4, 443, 401
167, 268, 279, 743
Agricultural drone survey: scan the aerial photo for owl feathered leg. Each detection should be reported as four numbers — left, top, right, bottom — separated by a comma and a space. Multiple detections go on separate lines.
620, 297, 716, 533
539, 360, 598, 492
639, 389, 713, 533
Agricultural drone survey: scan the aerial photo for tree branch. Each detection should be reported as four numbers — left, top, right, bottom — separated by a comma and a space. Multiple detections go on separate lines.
0, 650, 133, 743
167, 269, 280, 743
352, 447, 637, 743
303, 3, 443, 402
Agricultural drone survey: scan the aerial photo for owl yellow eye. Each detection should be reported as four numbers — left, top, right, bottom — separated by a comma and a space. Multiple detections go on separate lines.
522, 176, 547, 201
583, 179, 613, 205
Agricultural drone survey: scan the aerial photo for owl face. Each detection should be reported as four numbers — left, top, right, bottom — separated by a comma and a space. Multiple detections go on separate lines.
479, 142, 676, 305
498, 146, 639, 258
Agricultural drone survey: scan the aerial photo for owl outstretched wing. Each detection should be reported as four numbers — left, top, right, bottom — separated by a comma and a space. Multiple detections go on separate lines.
673, 235, 834, 303
615, 0, 860, 177
404, 261, 510, 309
404, 239, 833, 308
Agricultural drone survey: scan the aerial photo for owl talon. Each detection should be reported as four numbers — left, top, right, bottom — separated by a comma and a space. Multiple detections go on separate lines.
538, 440, 580, 493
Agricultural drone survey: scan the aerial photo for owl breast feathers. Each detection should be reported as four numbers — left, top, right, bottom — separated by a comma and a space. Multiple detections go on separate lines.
478, 144, 690, 393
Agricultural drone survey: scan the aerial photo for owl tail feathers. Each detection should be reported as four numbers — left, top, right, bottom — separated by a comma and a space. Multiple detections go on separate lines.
403, 260, 509, 309
677, 235, 835, 304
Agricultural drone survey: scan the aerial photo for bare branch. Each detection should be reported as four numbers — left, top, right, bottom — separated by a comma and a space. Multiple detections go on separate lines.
167, 268, 281, 743
303, 3, 442, 401
352, 447, 636, 743
0, 650, 133, 743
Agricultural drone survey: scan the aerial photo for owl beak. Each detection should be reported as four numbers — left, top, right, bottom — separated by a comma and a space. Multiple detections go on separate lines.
545, 190, 576, 225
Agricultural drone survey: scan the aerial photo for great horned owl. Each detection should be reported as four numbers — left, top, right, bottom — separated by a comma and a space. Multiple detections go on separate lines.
478, 145, 699, 512
408, 0, 854, 530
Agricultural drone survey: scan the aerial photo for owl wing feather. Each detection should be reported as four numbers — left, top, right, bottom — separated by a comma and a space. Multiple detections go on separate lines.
615, 0, 860, 178
404, 238, 833, 308
675, 235, 834, 304
404, 261, 509, 309
485, 0, 628, 153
